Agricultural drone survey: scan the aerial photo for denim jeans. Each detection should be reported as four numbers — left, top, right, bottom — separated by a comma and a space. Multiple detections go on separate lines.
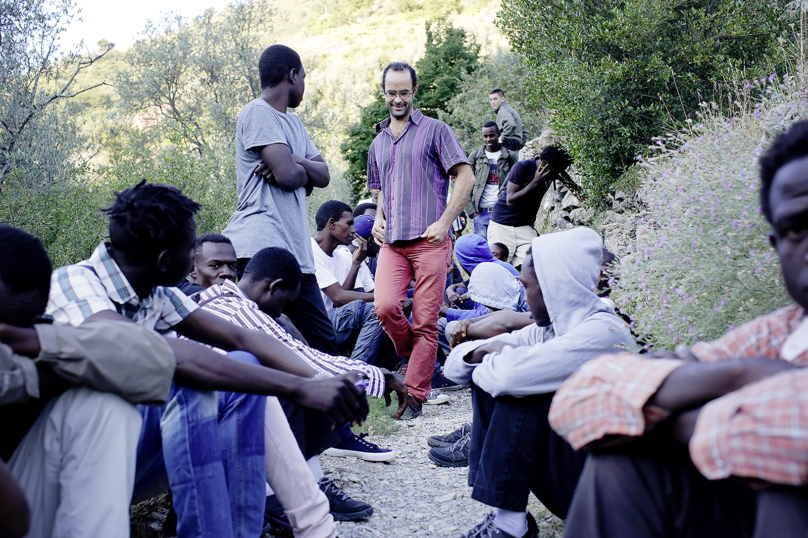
133, 351, 266, 538
469, 385, 586, 519
473, 208, 492, 240
327, 299, 388, 365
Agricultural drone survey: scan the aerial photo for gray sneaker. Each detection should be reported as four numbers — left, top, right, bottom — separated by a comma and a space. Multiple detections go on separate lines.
427, 423, 472, 448
461, 511, 538, 538
428, 431, 471, 467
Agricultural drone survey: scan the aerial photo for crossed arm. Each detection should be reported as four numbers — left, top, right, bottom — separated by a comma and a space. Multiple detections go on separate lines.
257, 143, 330, 191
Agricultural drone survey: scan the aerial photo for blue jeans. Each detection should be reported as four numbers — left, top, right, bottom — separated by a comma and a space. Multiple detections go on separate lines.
328, 300, 388, 365
473, 208, 493, 239
134, 351, 266, 538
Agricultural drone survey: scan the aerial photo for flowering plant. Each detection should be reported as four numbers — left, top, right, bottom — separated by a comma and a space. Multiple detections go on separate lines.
612, 73, 805, 349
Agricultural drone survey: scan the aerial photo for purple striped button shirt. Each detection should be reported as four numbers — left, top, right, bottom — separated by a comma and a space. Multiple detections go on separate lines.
367, 109, 468, 243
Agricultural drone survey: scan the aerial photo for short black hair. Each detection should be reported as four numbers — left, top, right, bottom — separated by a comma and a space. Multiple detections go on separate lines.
382, 62, 418, 90
353, 203, 377, 217
315, 200, 353, 231
490, 89, 505, 97
195, 233, 233, 257
491, 242, 509, 260
760, 120, 808, 223
483, 121, 499, 131
259, 45, 303, 89
243, 247, 301, 290
601, 247, 617, 268
103, 180, 200, 259
0, 225, 52, 310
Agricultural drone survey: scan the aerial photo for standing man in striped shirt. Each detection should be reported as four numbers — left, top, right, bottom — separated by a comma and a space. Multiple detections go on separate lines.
368, 62, 476, 419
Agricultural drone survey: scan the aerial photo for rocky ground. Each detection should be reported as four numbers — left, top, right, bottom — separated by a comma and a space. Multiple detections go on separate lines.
322, 389, 564, 538
131, 388, 564, 538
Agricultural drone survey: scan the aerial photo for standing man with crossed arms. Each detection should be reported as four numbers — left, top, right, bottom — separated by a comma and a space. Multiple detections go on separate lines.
368, 61, 475, 419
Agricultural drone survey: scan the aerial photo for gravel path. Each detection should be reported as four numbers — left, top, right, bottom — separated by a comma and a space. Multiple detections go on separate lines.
320, 389, 564, 538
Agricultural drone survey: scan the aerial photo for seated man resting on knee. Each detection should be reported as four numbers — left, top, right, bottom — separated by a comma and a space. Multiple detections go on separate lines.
549, 119, 808, 538
47, 181, 367, 538
312, 200, 391, 366
444, 227, 636, 538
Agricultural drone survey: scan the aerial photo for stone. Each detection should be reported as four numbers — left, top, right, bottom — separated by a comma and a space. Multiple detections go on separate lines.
561, 191, 580, 211
434, 492, 456, 503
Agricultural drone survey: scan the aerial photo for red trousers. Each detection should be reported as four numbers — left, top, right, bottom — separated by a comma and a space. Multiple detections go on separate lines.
374, 236, 452, 402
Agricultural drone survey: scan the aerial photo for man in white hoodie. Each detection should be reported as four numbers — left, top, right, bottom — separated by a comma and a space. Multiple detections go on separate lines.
444, 227, 636, 538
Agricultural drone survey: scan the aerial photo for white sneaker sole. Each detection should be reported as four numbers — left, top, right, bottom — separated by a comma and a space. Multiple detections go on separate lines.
425, 394, 451, 405
323, 447, 397, 462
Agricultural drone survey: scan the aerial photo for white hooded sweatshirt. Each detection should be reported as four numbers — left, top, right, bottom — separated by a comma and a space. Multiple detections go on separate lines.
444, 227, 637, 397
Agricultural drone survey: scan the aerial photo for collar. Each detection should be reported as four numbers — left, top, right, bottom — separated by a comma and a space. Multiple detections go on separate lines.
87, 242, 141, 306
379, 109, 424, 131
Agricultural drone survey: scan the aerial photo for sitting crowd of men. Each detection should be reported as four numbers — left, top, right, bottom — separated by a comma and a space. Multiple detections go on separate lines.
4, 39, 808, 538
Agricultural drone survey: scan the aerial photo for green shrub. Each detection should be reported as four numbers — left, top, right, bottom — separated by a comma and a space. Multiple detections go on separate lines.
498, 0, 792, 203
612, 72, 802, 349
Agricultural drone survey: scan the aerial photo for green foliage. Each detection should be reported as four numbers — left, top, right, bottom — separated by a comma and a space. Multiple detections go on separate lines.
341, 20, 480, 203
442, 51, 544, 154
415, 20, 480, 118
498, 0, 792, 203
612, 73, 801, 349
115, 0, 273, 158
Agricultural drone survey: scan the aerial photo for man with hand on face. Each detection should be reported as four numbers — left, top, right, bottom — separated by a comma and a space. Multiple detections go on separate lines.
465, 121, 519, 240
312, 200, 389, 366
368, 61, 476, 419
444, 227, 635, 538
550, 119, 808, 538
488, 145, 574, 269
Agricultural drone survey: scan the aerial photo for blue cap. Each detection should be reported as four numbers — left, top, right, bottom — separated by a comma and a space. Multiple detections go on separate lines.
353, 214, 375, 238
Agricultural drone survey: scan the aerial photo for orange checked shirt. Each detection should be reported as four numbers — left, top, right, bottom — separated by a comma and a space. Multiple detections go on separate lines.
549, 304, 808, 486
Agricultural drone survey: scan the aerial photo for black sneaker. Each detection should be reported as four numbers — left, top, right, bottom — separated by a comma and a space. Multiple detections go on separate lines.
394, 361, 408, 382
262, 494, 293, 537
431, 368, 469, 391
462, 511, 538, 538
427, 423, 472, 448
395, 394, 423, 420
428, 431, 471, 467
318, 477, 374, 521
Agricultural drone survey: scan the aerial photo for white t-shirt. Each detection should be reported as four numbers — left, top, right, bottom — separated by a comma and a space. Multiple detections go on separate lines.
311, 239, 375, 309
479, 149, 502, 208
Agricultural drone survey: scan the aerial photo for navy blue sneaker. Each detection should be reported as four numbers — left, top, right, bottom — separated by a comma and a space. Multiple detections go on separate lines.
432, 368, 469, 391
323, 432, 397, 462
318, 477, 374, 521
262, 494, 292, 537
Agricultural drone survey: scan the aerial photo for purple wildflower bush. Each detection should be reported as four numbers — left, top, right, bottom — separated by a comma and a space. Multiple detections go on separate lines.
611, 73, 805, 350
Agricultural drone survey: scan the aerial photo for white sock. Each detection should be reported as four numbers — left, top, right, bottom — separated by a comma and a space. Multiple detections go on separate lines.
266, 482, 274, 497
494, 508, 528, 537
307, 455, 324, 481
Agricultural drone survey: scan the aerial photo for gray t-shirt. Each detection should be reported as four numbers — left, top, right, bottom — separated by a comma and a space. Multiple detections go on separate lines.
223, 98, 320, 273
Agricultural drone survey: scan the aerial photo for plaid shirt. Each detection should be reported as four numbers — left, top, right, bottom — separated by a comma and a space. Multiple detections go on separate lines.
191, 281, 386, 398
550, 304, 808, 485
47, 242, 197, 331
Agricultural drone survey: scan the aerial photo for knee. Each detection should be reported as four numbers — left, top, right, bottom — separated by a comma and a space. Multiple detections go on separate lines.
226, 350, 261, 366
374, 297, 400, 321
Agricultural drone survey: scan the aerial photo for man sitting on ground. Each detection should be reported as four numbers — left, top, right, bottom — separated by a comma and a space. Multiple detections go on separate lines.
312, 200, 390, 366
549, 120, 808, 538
0, 225, 174, 537
47, 181, 368, 538
443, 227, 636, 538
490, 242, 510, 262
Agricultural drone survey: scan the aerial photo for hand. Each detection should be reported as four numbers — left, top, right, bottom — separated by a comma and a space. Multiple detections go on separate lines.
420, 221, 450, 244
380, 368, 409, 417
446, 290, 462, 306
532, 161, 552, 185
470, 212, 479, 219
450, 318, 474, 348
467, 340, 510, 364
352, 234, 369, 264
0, 324, 40, 357
253, 163, 277, 186
372, 217, 386, 244
294, 372, 369, 428
401, 298, 413, 319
